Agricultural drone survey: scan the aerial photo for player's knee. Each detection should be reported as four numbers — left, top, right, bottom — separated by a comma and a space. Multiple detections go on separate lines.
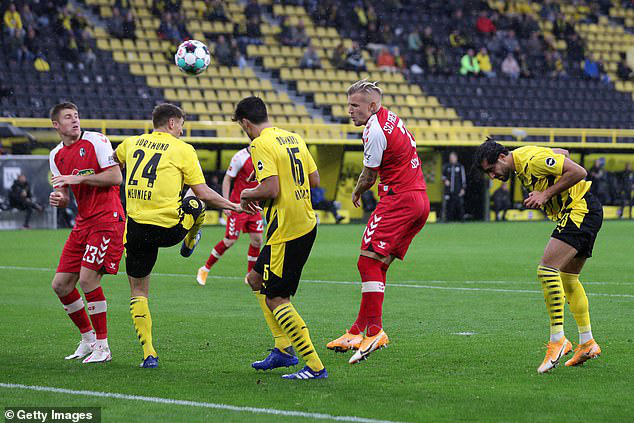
182, 196, 205, 220
357, 255, 384, 281
250, 238, 262, 249
52, 277, 72, 297
223, 237, 236, 248
246, 271, 263, 291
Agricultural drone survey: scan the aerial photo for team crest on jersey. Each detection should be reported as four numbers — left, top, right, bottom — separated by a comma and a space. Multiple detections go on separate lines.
545, 157, 556, 167
79, 147, 86, 157
257, 161, 263, 171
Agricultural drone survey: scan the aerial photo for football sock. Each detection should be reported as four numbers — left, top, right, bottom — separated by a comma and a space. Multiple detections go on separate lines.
550, 331, 565, 342
206, 240, 228, 269
130, 296, 157, 359
560, 271, 592, 343
59, 288, 93, 335
255, 292, 293, 354
538, 265, 565, 337
351, 256, 385, 336
247, 244, 260, 273
273, 303, 324, 372
84, 286, 108, 340
184, 207, 206, 249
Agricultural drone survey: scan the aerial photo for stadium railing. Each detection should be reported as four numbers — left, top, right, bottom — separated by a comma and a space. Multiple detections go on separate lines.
2, 118, 634, 149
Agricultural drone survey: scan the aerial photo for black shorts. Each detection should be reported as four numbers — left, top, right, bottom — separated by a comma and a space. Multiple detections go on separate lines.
125, 217, 188, 278
254, 225, 317, 299
551, 192, 603, 258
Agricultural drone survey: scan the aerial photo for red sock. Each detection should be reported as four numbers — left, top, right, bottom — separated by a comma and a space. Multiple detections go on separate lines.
350, 256, 385, 336
59, 288, 93, 334
206, 240, 229, 269
247, 244, 259, 272
85, 286, 108, 340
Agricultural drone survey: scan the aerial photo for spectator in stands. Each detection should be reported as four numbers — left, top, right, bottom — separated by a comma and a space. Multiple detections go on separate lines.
486, 30, 505, 56
331, 42, 346, 69
583, 53, 609, 83
408, 28, 422, 52
377, 47, 396, 71
9, 174, 42, 229
449, 29, 467, 49
108, 7, 125, 39
3, 3, 24, 38
394, 47, 406, 72
380, 23, 395, 47
442, 152, 466, 222
567, 33, 585, 64
214, 34, 232, 66
518, 53, 532, 78
203, 0, 228, 22
544, 50, 566, 78
344, 41, 366, 72
515, 13, 539, 40
502, 29, 520, 54
501, 52, 520, 79
157, 12, 181, 43
16, 26, 38, 63
20, 4, 36, 30
492, 182, 512, 221
553, 13, 575, 40
421, 26, 436, 49
122, 9, 136, 40
293, 19, 309, 47
60, 33, 81, 68
232, 39, 247, 69
617, 53, 633, 81
423, 45, 449, 75
588, 159, 612, 205
477, 47, 495, 77
364, 22, 384, 46
114, 0, 132, 13
278, 16, 293, 45
525, 31, 543, 58
245, 15, 262, 44
174, 12, 192, 40
311, 187, 344, 224
300, 43, 321, 69
244, 0, 261, 22
539, 0, 560, 22
476, 10, 496, 35
80, 48, 97, 69
460, 48, 480, 76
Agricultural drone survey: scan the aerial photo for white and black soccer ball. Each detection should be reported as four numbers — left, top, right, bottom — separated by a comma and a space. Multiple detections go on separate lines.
175, 40, 211, 76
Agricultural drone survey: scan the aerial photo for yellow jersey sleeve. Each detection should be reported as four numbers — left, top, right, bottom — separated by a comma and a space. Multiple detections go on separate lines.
304, 147, 317, 175
527, 148, 565, 179
179, 144, 206, 186
252, 140, 278, 181
115, 137, 131, 164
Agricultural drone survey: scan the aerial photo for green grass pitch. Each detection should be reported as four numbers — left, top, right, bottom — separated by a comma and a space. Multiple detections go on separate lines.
1, 221, 633, 422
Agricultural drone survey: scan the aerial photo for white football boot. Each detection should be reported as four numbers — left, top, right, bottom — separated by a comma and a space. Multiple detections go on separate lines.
65, 340, 95, 360
82, 340, 112, 363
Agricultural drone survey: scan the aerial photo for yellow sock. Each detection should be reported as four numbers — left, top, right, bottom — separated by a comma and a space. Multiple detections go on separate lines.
273, 303, 324, 372
537, 265, 565, 335
561, 271, 591, 333
130, 296, 157, 359
255, 292, 293, 353
184, 209, 206, 248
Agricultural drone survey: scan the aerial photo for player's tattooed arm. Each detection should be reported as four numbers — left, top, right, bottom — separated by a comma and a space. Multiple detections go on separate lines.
352, 167, 378, 208
552, 148, 570, 158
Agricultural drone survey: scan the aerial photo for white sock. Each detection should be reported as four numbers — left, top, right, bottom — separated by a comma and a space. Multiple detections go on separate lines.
579, 330, 593, 344
81, 330, 96, 343
202, 265, 210, 272
550, 331, 564, 342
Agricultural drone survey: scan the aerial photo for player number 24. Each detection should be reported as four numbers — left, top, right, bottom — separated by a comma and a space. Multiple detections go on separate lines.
128, 149, 162, 188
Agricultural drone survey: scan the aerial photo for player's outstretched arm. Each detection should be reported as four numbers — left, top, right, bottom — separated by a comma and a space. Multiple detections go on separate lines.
309, 170, 320, 188
240, 176, 279, 211
51, 166, 123, 188
524, 158, 587, 208
190, 183, 252, 214
552, 148, 570, 158
352, 167, 378, 208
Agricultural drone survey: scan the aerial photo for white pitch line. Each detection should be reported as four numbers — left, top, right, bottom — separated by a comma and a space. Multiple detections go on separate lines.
0, 383, 409, 423
1, 265, 633, 298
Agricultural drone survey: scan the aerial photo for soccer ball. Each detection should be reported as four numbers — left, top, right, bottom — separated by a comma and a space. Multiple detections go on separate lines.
175, 40, 211, 76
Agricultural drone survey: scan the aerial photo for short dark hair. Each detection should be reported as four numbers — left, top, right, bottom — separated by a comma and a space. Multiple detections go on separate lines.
472, 137, 509, 173
152, 103, 186, 128
50, 102, 78, 121
232, 96, 268, 124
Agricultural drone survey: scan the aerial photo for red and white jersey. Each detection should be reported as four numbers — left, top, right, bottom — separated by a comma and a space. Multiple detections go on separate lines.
50, 131, 124, 227
362, 107, 426, 196
226, 148, 258, 203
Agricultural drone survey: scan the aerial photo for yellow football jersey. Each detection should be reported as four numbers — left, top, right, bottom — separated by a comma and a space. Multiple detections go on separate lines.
251, 127, 317, 244
513, 146, 591, 222
115, 131, 205, 228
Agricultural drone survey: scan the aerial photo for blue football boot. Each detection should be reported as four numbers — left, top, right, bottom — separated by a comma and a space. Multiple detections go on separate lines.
180, 230, 201, 257
282, 366, 328, 380
140, 355, 159, 368
252, 348, 299, 370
